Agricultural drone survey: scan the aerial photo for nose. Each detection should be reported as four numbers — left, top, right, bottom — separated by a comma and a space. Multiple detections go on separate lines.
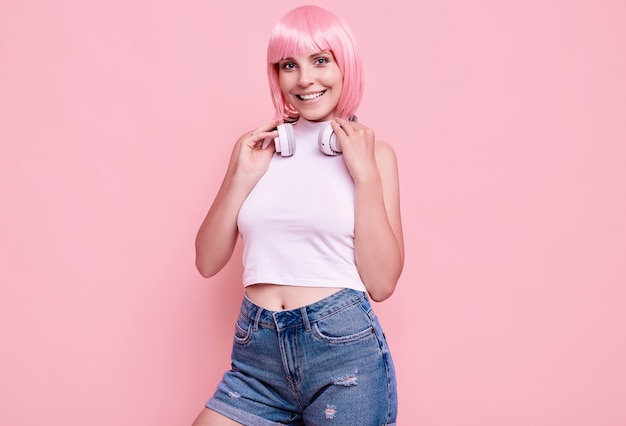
297, 66, 314, 87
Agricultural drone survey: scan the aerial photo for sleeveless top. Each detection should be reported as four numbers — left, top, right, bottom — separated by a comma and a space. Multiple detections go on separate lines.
237, 118, 367, 292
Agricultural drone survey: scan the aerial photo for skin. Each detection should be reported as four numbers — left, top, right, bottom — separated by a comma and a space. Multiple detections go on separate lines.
192, 50, 404, 425
277, 50, 343, 122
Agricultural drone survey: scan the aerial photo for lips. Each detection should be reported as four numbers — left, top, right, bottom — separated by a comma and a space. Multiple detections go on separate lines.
296, 90, 326, 101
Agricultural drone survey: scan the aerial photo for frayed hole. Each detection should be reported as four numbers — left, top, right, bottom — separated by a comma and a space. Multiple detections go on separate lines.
331, 369, 358, 387
325, 405, 337, 419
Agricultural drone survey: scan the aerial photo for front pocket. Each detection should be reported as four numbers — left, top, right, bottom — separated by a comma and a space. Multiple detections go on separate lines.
311, 304, 375, 344
233, 315, 253, 344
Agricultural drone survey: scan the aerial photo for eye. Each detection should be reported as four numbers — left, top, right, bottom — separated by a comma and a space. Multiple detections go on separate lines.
314, 57, 330, 65
280, 61, 296, 71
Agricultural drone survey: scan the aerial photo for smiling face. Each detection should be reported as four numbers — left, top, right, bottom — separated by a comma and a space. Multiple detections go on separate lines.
277, 51, 343, 122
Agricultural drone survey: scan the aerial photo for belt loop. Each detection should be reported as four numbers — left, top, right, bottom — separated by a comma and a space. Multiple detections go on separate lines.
300, 307, 311, 331
253, 305, 263, 332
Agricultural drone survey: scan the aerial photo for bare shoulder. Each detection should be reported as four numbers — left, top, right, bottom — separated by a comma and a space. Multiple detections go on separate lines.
374, 139, 399, 171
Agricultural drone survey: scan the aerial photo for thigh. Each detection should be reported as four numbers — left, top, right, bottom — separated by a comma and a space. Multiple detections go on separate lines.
191, 408, 243, 426
206, 308, 302, 425
302, 304, 398, 425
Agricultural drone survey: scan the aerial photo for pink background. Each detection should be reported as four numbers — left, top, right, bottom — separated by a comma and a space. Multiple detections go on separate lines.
1, 0, 625, 425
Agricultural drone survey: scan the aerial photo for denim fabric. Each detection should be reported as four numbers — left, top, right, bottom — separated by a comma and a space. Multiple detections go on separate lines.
205, 288, 397, 425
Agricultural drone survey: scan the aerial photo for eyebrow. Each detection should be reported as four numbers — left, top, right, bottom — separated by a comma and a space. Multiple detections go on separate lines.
280, 51, 333, 62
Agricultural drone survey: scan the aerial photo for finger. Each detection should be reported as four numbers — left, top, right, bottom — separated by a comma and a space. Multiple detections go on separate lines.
249, 128, 278, 143
330, 119, 348, 136
335, 118, 358, 135
253, 120, 282, 135
260, 130, 279, 149
256, 129, 279, 139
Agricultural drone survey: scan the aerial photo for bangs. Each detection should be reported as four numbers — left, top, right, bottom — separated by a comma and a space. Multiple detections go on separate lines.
266, 5, 364, 121
267, 20, 333, 64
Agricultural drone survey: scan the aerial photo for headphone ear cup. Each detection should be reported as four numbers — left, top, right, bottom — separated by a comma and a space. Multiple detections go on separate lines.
318, 123, 342, 155
275, 123, 296, 157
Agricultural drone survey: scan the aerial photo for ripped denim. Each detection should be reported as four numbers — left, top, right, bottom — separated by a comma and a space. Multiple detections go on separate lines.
205, 288, 397, 425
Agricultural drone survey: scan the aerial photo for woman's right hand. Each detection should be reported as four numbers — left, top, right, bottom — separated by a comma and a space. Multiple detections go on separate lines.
232, 121, 280, 182
195, 120, 280, 278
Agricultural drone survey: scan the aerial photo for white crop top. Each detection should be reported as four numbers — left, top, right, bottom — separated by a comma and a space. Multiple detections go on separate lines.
237, 118, 367, 292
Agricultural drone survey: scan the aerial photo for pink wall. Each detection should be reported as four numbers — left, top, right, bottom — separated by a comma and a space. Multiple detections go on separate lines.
1, 0, 625, 425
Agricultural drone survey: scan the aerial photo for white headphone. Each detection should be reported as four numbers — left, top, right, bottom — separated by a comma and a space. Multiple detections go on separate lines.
263, 122, 342, 157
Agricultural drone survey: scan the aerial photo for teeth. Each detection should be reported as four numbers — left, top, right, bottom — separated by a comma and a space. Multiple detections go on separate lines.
298, 91, 324, 100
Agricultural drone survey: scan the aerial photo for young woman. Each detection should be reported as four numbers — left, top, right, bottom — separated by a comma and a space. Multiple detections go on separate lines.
192, 5, 404, 425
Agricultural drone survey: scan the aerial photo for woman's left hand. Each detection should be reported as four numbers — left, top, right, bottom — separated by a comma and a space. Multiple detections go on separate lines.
331, 117, 404, 301
330, 118, 379, 182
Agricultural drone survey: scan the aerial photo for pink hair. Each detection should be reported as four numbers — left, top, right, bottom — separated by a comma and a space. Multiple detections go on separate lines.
266, 5, 364, 121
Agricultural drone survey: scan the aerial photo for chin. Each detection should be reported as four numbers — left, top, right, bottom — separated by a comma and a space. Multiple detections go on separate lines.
300, 111, 336, 122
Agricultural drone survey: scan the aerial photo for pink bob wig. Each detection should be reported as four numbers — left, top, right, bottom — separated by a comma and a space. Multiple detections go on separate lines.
267, 5, 364, 121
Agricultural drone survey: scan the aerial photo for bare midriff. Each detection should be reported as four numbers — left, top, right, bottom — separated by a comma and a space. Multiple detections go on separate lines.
245, 284, 344, 311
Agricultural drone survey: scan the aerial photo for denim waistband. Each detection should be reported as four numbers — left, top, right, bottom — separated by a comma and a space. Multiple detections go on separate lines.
241, 288, 370, 332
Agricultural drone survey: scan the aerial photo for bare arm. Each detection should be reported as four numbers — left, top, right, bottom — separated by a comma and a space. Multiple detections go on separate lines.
332, 119, 405, 301
195, 122, 278, 278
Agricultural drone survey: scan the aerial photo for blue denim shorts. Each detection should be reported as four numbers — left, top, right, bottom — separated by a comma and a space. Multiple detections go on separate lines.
205, 288, 397, 425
